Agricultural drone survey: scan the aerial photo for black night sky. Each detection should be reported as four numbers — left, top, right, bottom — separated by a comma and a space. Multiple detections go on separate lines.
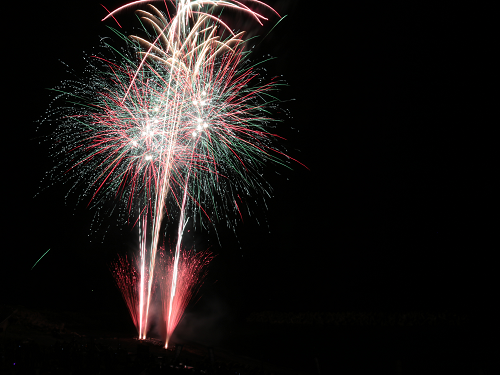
3, 0, 494, 345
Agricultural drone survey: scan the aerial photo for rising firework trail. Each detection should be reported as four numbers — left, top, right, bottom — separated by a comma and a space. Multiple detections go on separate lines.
138, 215, 149, 338
167, 167, 192, 345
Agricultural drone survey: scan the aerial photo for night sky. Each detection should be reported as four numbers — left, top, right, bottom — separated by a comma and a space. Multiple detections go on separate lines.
4, 1, 493, 320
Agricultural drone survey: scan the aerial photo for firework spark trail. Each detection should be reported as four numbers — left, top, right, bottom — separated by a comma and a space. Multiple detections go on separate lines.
167, 166, 192, 345
139, 215, 148, 338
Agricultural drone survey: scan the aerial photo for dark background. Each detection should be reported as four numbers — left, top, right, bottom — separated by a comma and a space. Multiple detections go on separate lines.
3, 1, 494, 324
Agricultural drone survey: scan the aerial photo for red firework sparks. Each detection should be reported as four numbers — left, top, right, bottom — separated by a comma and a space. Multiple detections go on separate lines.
159, 247, 214, 348
110, 254, 143, 333
111, 250, 168, 338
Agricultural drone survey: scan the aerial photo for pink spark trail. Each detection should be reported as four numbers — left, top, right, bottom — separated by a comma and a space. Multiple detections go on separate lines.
159, 247, 214, 348
110, 254, 144, 334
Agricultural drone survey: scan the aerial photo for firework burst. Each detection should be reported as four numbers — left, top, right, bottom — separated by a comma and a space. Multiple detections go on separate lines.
42, 2, 289, 235
40, 0, 297, 345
